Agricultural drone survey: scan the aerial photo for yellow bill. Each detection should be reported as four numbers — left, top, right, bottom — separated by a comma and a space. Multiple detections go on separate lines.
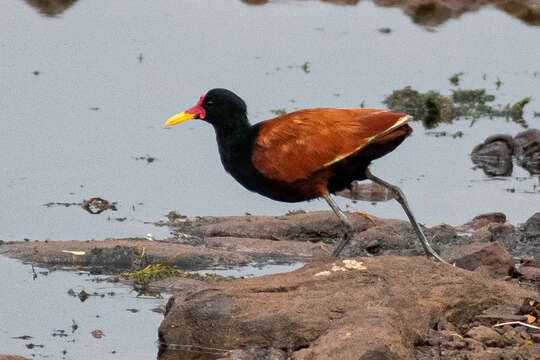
165, 112, 196, 127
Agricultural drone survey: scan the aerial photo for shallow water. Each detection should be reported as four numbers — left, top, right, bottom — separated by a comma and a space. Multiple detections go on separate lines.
1, 0, 538, 243
1, 1, 539, 358
0, 256, 166, 359
0, 256, 304, 359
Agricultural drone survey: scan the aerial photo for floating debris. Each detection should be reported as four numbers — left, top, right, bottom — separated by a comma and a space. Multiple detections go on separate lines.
78, 290, 89, 302
378, 27, 392, 34
270, 108, 287, 116
449, 72, 463, 86
45, 197, 117, 214
91, 329, 105, 339
425, 130, 464, 138
134, 155, 157, 164
82, 197, 117, 214
44, 201, 80, 208
52, 329, 68, 337
12, 335, 33, 340
302, 61, 310, 73
495, 76, 502, 90
62, 250, 86, 256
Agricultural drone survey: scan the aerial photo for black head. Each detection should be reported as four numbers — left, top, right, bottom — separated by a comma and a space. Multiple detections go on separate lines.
165, 88, 248, 130
201, 89, 247, 124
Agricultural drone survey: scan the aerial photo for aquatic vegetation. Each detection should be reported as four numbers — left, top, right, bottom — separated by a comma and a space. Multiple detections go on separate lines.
449, 72, 463, 86
121, 263, 184, 285
384, 86, 531, 129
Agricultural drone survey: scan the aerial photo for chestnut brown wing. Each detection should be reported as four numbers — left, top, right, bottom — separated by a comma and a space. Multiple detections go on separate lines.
252, 108, 411, 183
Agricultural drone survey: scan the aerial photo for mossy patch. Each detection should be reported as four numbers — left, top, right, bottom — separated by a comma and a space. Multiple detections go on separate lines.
383, 86, 531, 129
120, 264, 184, 285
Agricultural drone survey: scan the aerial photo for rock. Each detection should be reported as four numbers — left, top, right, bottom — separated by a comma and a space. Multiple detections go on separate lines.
465, 326, 503, 347
348, 218, 423, 256
0, 235, 327, 273
159, 256, 536, 359
502, 328, 523, 346
471, 135, 514, 176
517, 266, 540, 281
23, 0, 77, 17
524, 212, 540, 239
514, 129, 540, 174
372, 0, 540, 27
336, 181, 395, 201
219, 348, 286, 360
164, 211, 371, 242
2, 211, 539, 275
442, 241, 515, 276
472, 212, 508, 226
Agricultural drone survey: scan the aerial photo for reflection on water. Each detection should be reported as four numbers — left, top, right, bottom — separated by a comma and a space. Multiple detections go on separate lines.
24, 0, 540, 27
24, 0, 76, 17
240, 0, 540, 27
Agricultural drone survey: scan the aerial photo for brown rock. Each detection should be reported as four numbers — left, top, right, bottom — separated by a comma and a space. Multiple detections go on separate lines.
168, 211, 371, 242
159, 256, 533, 359
524, 212, 540, 239
473, 212, 508, 225
465, 326, 503, 347
219, 348, 286, 360
514, 129, 540, 174
23, 0, 76, 17
502, 328, 522, 346
373, 0, 540, 26
518, 266, 540, 281
349, 218, 423, 256
442, 241, 515, 276
0, 233, 327, 273
471, 135, 514, 176
336, 181, 395, 202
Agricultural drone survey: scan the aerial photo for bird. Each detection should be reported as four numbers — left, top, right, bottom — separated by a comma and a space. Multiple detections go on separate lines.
166, 88, 445, 262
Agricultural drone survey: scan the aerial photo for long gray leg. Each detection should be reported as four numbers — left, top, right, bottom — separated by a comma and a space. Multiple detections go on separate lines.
365, 169, 447, 263
323, 194, 354, 257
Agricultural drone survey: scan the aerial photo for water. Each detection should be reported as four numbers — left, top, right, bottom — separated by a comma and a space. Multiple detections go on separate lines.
1, 1, 539, 358
0, 256, 167, 359
194, 262, 305, 278
0, 256, 304, 359
0, 0, 538, 242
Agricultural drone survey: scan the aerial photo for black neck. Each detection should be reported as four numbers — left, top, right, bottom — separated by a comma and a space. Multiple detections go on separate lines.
210, 113, 250, 140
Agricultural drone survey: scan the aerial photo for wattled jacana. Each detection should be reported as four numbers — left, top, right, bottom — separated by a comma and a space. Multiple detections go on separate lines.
166, 89, 445, 262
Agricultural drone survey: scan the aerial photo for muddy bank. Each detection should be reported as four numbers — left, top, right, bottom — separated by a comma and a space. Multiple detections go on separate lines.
2, 210, 539, 359
0, 235, 325, 274
159, 256, 539, 360
155, 210, 540, 359
2, 210, 539, 274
